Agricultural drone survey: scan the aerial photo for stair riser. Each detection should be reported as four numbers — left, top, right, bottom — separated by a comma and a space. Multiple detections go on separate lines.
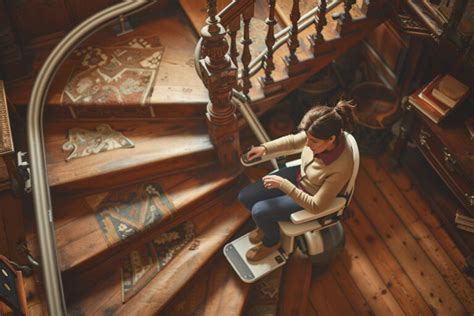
15, 103, 208, 121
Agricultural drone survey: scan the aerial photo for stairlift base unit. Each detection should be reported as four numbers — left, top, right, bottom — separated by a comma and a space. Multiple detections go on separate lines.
223, 232, 287, 283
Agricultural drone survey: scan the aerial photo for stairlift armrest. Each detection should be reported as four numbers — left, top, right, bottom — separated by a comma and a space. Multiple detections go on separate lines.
290, 197, 347, 224
241, 148, 303, 167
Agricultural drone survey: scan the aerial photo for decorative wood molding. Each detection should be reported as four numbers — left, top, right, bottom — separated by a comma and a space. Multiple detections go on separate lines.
0, 81, 14, 156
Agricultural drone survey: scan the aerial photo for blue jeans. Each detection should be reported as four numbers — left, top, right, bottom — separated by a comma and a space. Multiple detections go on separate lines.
238, 166, 301, 247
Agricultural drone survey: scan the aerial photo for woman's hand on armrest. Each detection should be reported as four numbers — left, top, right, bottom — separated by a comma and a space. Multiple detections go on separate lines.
245, 146, 266, 162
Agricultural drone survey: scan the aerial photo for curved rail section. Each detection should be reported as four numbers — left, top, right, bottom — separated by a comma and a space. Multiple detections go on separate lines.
27, 1, 156, 314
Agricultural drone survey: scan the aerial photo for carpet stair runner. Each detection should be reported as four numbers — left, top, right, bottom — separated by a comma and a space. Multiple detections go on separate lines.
43, 119, 214, 194
65, 185, 250, 315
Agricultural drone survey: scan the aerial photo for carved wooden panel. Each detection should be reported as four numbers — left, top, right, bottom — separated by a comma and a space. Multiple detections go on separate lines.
366, 22, 408, 74
0, 81, 14, 155
6, 0, 71, 46
65, 0, 115, 25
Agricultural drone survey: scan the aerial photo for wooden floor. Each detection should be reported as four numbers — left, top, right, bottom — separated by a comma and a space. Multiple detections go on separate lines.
305, 151, 474, 315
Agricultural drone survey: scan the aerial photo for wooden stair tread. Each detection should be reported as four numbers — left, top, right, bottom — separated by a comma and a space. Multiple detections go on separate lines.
161, 252, 250, 315
6, 2, 208, 114
27, 164, 239, 272
66, 186, 250, 315
44, 119, 214, 193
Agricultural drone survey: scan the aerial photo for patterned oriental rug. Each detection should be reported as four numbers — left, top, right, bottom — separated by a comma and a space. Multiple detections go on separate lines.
120, 221, 195, 303
91, 181, 176, 245
244, 267, 283, 316
61, 37, 164, 106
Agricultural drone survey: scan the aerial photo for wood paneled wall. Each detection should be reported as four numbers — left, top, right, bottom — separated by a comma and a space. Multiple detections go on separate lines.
0, 191, 26, 264
3, 0, 115, 48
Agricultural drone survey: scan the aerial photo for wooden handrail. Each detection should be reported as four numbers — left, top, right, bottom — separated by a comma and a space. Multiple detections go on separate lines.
219, 0, 255, 26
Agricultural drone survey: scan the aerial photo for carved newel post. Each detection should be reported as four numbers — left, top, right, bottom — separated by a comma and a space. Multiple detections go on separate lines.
199, 0, 240, 169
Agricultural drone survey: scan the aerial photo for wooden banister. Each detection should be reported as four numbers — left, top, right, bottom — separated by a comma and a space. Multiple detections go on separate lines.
240, 5, 254, 97
200, 0, 240, 168
310, 0, 328, 56
261, 0, 277, 85
286, 0, 302, 66
197, 0, 385, 165
218, 0, 254, 26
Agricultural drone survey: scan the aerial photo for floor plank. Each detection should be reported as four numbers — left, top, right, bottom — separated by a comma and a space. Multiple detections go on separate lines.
346, 201, 432, 315
354, 167, 466, 315
362, 155, 474, 312
278, 248, 312, 316
340, 228, 405, 315
309, 266, 357, 316
379, 152, 474, 285
329, 258, 373, 315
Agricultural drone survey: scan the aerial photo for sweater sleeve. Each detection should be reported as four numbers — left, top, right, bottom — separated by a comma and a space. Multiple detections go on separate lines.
261, 131, 306, 155
279, 171, 350, 213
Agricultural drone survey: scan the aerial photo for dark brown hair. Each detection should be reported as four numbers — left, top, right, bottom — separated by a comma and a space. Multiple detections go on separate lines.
298, 100, 356, 139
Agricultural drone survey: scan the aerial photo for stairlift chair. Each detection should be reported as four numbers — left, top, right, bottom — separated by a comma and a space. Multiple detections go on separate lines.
224, 132, 360, 283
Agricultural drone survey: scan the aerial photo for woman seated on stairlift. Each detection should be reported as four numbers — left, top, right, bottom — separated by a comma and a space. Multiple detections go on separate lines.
238, 100, 356, 262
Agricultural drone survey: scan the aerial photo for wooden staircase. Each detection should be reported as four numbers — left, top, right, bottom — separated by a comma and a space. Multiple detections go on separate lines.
16, 0, 391, 314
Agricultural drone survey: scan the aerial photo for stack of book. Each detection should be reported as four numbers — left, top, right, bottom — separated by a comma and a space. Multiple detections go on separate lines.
409, 74, 470, 123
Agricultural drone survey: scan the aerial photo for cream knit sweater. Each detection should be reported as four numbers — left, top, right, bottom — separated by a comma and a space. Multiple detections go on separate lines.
262, 131, 353, 214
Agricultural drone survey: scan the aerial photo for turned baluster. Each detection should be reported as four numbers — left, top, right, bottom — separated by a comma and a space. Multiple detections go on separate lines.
286, 0, 301, 66
228, 18, 240, 69
310, 0, 328, 56
261, 0, 277, 85
338, 0, 356, 35
199, 0, 240, 168
240, 6, 254, 97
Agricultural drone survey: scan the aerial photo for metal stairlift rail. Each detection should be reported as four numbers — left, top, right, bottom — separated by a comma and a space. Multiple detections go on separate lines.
26, 1, 156, 314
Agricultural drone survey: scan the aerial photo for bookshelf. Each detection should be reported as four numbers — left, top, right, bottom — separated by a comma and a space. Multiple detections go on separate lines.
393, 90, 474, 272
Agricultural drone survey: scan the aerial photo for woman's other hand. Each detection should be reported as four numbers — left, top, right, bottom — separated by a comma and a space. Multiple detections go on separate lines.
246, 146, 266, 161
262, 175, 284, 189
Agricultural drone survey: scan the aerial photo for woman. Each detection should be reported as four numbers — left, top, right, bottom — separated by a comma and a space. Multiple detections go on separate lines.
238, 100, 356, 262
